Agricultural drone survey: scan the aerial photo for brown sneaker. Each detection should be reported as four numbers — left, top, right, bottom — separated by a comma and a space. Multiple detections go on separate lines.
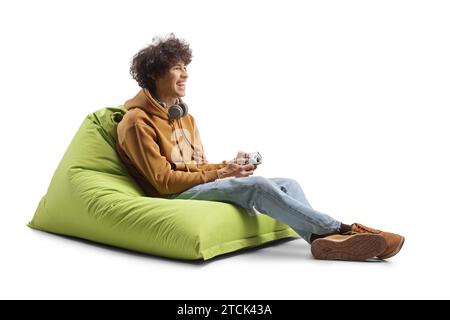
311, 233, 387, 261
349, 223, 405, 259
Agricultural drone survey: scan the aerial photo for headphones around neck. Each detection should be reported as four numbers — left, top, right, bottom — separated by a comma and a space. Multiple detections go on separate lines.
156, 96, 195, 160
157, 98, 189, 121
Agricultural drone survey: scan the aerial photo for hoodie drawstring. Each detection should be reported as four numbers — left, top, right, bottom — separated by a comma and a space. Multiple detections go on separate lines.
171, 120, 191, 172
177, 119, 196, 157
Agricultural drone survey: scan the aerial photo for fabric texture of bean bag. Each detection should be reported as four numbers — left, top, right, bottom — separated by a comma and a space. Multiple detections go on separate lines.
28, 106, 297, 260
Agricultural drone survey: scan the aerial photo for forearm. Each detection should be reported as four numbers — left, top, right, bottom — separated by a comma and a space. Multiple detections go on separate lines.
197, 160, 228, 171
156, 168, 220, 194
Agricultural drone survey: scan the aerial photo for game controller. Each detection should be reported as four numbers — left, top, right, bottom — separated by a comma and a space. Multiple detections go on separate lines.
236, 151, 262, 165
247, 152, 262, 165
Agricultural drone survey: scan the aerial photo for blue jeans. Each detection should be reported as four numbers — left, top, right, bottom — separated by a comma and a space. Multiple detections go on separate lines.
166, 176, 341, 243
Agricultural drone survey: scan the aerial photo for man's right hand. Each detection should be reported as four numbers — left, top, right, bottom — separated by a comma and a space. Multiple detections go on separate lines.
217, 163, 255, 179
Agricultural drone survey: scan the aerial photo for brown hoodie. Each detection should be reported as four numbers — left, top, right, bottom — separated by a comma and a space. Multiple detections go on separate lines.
116, 89, 227, 197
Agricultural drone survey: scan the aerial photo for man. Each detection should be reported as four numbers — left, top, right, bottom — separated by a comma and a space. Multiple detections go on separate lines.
116, 34, 404, 261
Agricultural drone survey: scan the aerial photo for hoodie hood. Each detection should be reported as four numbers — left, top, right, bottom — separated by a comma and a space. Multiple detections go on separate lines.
116, 89, 227, 198
124, 88, 185, 121
123, 88, 191, 172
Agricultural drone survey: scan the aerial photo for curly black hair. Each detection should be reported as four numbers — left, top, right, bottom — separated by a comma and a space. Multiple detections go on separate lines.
130, 33, 192, 92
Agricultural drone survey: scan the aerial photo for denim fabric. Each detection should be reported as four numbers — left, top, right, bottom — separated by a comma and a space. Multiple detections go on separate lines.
166, 176, 341, 243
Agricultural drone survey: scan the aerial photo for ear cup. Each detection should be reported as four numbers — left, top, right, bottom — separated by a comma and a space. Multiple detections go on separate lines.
179, 102, 188, 116
168, 104, 183, 120
168, 102, 189, 120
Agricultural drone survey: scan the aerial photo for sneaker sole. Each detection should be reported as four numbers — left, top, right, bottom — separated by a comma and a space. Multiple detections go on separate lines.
311, 233, 387, 261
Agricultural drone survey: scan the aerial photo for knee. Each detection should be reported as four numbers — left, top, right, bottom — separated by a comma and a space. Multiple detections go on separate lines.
283, 177, 302, 188
275, 177, 304, 194
247, 176, 276, 192
227, 176, 273, 208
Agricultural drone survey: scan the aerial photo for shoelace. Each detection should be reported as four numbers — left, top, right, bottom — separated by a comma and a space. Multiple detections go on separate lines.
352, 223, 381, 234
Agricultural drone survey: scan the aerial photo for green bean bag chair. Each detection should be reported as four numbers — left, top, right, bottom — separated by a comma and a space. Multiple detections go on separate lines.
28, 106, 297, 260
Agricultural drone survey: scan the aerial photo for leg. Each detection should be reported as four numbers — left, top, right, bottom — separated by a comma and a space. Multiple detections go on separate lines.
267, 177, 312, 208
169, 176, 342, 243
265, 177, 315, 240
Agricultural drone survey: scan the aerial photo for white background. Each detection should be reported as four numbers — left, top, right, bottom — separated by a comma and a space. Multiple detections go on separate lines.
1, 0, 449, 299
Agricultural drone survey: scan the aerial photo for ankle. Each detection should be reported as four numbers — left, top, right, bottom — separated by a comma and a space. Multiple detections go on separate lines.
310, 233, 324, 243
310, 223, 351, 243
339, 223, 352, 234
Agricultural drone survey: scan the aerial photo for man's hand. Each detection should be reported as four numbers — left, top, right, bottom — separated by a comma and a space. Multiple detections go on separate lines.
217, 163, 255, 179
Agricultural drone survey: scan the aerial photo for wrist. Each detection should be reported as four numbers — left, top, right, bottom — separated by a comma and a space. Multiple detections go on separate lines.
217, 169, 224, 179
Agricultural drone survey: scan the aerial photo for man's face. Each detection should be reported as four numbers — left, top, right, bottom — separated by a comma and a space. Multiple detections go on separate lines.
155, 61, 188, 98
